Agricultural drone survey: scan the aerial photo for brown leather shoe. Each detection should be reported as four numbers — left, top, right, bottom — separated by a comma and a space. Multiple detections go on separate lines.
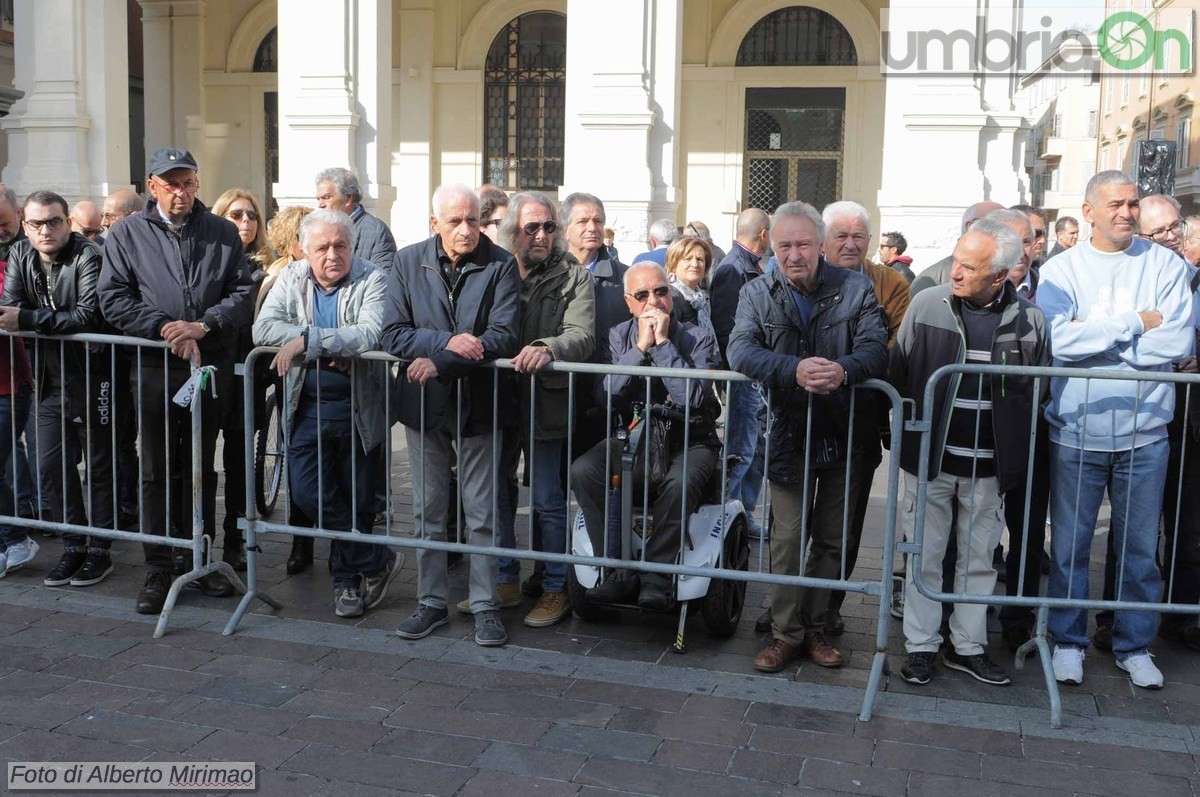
754, 638, 800, 673
802, 631, 845, 668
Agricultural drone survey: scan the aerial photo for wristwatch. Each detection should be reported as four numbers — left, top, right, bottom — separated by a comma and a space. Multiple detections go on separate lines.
199, 321, 212, 335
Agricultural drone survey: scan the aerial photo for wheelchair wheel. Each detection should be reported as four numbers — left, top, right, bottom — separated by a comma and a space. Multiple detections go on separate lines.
567, 565, 608, 622
254, 386, 285, 517
701, 514, 749, 637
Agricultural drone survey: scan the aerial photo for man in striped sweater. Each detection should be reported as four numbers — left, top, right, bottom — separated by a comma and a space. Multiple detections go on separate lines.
889, 220, 1050, 687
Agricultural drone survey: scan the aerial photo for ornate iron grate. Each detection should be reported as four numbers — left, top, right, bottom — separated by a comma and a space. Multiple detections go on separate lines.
736, 6, 857, 67
744, 105, 844, 211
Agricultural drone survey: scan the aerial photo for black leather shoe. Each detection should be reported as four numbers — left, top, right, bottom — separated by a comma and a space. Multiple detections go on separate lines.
754, 607, 772, 633
192, 571, 234, 598
637, 575, 672, 611
136, 570, 171, 614
171, 548, 188, 576
821, 609, 846, 637
587, 571, 639, 604
222, 539, 247, 572
286, 536, 313, 575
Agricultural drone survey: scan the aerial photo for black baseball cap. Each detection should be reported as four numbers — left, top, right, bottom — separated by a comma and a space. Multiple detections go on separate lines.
147, 147, 198, 176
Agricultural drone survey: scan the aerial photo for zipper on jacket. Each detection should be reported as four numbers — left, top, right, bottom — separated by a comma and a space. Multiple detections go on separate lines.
936, 296, 968, 467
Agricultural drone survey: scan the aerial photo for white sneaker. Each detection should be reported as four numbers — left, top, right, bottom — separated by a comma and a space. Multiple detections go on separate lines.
1117, 652, 1164, 690
1051, 645, 1084, 685
2, 538, 39, 575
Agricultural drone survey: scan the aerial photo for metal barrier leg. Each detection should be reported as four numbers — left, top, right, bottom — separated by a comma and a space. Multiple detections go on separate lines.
1014, 604, 1062, 728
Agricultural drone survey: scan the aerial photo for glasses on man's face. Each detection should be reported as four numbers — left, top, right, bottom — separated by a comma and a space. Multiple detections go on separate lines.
1033, 229, 1046, 239
625, 285, 671, 302
522, 220, 557, 236
23, 217, 65, 232
1139, 219, 1187, 241
152, 176, 198, 196
228, 209, 259, 222
482, 219, 501, 229
81, 227, 103, 239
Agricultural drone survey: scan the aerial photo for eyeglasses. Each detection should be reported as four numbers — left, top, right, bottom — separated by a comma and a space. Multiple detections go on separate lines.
1139, 219, 1186, 242
151, 176, 199, 195
81, 227, 103, 238
522, 220, 557, 236
1033, 229, 1046, 239
23, 217, 65, 231
482, 219, 501, 229
227, 209, 259, 222
625, 285, 671, 302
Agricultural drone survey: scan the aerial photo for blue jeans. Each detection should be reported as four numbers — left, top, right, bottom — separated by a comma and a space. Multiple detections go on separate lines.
0, 385, 32, 548
725, 380, 765, 521
1047, 438, 1169, 657
498, 437, 568, 593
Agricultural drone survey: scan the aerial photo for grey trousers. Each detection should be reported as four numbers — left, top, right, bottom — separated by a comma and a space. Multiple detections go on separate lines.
405, 426, 499, 612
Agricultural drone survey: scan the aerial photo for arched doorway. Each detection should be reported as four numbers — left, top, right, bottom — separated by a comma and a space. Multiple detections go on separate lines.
483, 11, 566, 192
739, 7, 856, 211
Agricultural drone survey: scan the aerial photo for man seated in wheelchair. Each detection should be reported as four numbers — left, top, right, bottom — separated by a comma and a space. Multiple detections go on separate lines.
570, 263, 721, 610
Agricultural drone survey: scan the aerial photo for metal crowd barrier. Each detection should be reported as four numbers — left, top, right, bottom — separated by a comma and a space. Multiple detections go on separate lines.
231, 346, 905, 721
0, 330, 255, 637
906, 362, 1200, 728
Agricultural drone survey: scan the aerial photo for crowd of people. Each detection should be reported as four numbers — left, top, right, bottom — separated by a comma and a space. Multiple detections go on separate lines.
0, 148, 1197, 690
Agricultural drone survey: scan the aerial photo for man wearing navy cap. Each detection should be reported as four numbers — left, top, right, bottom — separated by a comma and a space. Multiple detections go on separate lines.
98, 147, 255, 615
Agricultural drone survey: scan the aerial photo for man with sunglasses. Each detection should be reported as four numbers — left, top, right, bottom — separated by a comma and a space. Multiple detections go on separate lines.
98, 147, 255, 616
570, 262, 721, 610
69, 200, 104, 244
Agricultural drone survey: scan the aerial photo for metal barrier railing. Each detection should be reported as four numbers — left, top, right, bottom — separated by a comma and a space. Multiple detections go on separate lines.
0, 331, 260, 637
906, 362, 1200, 727
230, 346, 905, 721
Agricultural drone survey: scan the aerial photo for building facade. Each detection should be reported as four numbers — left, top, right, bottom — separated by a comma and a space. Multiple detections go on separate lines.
0, 0, 1030, 263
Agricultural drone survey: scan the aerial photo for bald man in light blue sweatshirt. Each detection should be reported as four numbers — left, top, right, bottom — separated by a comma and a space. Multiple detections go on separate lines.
1038, 171, 1195, 691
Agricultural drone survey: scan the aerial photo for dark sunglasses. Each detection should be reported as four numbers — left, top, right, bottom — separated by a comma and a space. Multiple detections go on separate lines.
626, 285, 671, 302
228, 209, 259, 222
522, 220, 557, 236
1033, 229, 1046, 238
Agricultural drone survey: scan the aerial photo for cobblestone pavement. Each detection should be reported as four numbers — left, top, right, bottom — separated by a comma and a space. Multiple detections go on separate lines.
1, 446, 1199, 795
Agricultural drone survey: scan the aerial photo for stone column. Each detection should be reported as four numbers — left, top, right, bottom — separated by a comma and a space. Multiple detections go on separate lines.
273, 0, 394, 221
1, 0, 132, 200
560, 0, 682, 256
139, 0, 206, 160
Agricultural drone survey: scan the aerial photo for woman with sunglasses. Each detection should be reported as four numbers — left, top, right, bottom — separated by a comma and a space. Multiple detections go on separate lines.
665, 235, 716, 340
214, 189, 267, 260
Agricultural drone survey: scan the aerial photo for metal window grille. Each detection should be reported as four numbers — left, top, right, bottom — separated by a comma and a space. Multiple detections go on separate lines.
253, 27, 277, 73
744, 106, 844, 211
735, 7, 857, 67
484, 13, 566, 192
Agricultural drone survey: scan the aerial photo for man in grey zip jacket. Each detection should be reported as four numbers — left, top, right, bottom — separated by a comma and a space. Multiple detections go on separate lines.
380, 183, 520, 647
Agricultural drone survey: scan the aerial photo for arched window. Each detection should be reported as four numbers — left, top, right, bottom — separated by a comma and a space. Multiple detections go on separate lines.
736, 7, 857, 66
255, 28, 279, 216
484, 12, 566, 192
253, 27, 277, 73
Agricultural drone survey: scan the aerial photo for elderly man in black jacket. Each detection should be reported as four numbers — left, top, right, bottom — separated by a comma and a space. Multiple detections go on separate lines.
380, 183, 520, 647
98, 147, 255, 615
728, 200, 888, 674
0, 190, 117, 588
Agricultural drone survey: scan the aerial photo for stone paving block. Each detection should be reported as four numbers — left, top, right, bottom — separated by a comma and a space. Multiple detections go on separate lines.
980, 753, 1194, 797
281, 716, 391, 750
306, 667, 416, 703
576, 788, 644, 797
743, 699, 859, 736
185, 727, 307, 768
605, 706, 670, 735
248, 767, 326, 797
183, 697, 306, 735
749, 723, 875, 765
679, 692, 750, 720
0, 668, 74, 698
214, 635, 337, 664
906, 772, 1073, 797
398, 680, 471, 707
472, 740, 588, 781
651, 738, 735, 774
0, 727, 152, 762
456, 769, 582, 797
1021, 735, 1199, 776
111, 642, 218, 671
799, 758, 909, 796
3, 626, 74, 649
564, 680, 688, 712
395, 657, 501, 688
56, 709, 215, 753
488, 669, 574, 697
458, 688, 618, 727
280, 742, 473, 796
313, 648, 410, 676
42, 680, 155, 712
120, 692, 206, 721
191, 676, 300, 708
55, 633, 141, 659
281, 689, 396, 722
195, 652, 328, 687
538, 724, 662, 762
32, 612, 125, 635
1094, 692, 1173, 722
726, 747, 804, 785
384, 703, 551, 745
43, 655, 132, 682
0, 603, 53, 625
0, 695, 87, 729
575, 756, 793, 797
107, 663, 217, 694
0, 644, 59, 672
370, 727, 490, 767
873, 740, 982, 778
857, 715, 1024, 758
637, 710, 753, 746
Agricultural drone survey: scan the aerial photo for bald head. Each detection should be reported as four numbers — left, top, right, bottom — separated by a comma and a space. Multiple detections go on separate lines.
962, 201, 1004, 233
1138, 194, 1184, 256
734, 208, 770, 254
102, 189, 141, 229
69, 200, 103, 241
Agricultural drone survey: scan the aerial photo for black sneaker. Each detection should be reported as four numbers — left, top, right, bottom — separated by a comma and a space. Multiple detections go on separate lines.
395, 604, 449, 639
334, 586, 364, 618
1093, 625, 1113, 652
136, 570, 171, 615
942, 649, 1012, 685
44, 550, 87, 587
901, 651, 937, 685
69, 552, 114, 587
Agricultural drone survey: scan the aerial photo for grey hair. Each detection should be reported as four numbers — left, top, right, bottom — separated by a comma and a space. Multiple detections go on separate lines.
299, 208, 358, 253
499, 191, 564, 255
821, 200, 871, 235
560, 192, 605, 228
0, 183, 16, 212
983, 208, 1032, 234
648, 218, 678, 247
623, 262, 670, 292
969, 219, 1023, 274
315, 167, 362, 204
1054, 215, 1078, 233
770, 200, 826, 243
431, 182, 479, 219
1084, 170, 1136, 206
